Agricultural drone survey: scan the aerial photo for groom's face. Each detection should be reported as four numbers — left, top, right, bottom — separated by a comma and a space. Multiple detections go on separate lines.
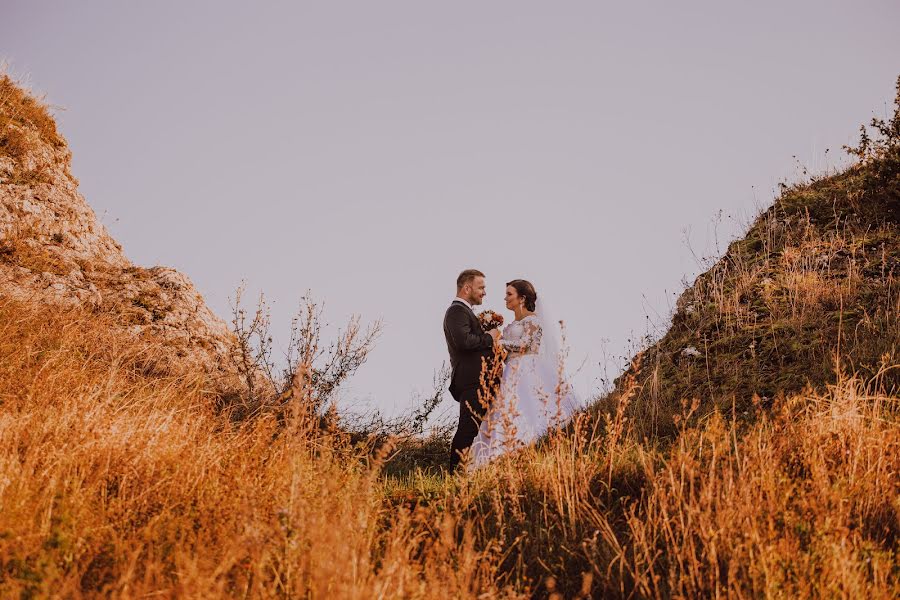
467, 276, 487, 305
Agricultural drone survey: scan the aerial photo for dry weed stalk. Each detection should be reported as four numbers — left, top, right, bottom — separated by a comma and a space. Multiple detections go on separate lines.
228, 287, 382, 422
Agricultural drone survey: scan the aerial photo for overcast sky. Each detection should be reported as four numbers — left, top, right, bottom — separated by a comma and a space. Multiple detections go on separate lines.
3, 1, 899, 419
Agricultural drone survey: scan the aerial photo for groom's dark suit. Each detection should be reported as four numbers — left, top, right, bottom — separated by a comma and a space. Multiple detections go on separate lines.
444, 299, 498, 470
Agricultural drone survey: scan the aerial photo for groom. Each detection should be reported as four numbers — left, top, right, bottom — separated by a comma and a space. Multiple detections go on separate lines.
444, 269, 501, 471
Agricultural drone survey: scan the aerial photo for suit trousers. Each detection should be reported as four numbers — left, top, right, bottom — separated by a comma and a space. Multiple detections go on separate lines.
449, 387, 490, 471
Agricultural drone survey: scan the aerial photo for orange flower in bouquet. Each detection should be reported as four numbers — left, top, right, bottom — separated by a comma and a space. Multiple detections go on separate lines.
477, 310, 504, 332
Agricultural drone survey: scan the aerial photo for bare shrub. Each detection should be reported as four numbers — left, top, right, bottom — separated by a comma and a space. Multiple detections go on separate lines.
228, 285, 382, 422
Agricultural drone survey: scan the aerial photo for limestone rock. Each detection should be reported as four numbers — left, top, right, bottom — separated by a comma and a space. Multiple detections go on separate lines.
0, 76, 239, 383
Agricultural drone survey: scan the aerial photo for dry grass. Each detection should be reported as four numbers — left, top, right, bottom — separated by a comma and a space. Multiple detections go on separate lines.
618, 375, 900, 598
0, 222, 74, 276
0, 74, 61, 150
0, 298, 523, 598
1, 295, 896, 598
0, 72, 63, 184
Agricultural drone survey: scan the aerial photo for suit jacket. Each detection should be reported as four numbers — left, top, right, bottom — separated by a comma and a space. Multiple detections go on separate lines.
443, 300, 496, 401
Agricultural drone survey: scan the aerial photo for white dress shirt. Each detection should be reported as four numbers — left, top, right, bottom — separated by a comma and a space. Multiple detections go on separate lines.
452, 296, 473, 311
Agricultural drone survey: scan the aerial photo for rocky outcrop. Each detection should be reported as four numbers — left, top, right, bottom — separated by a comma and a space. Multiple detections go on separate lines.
0, 75, 238, 381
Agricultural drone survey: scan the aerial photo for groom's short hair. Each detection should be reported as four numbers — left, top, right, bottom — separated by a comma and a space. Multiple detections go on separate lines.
456, 269, 485, 290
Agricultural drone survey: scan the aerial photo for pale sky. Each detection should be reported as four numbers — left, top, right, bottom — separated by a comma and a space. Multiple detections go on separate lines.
3, 1, 899, 420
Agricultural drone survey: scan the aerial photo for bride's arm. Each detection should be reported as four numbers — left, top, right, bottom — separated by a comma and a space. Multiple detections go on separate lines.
500, 321, 542, 354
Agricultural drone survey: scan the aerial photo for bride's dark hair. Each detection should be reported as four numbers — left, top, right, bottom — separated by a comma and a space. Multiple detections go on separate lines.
506, 279, 537, 311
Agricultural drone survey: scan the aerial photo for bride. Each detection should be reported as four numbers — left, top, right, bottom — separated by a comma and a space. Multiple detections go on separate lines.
469, 279, 581, 469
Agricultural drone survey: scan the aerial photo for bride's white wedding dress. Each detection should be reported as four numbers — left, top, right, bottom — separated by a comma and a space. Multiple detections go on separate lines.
469, 306, 580, 469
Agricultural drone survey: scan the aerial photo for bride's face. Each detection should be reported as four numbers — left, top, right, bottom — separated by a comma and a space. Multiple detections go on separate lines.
504, 286, 522, 311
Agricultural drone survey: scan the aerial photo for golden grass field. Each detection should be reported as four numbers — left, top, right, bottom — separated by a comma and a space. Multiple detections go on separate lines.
0, 297, 897, 598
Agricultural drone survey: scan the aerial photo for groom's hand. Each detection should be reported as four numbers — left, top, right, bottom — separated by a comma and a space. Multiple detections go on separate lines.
489, 328, 501, 343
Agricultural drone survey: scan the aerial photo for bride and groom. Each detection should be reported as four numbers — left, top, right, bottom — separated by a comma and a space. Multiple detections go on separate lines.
443, 269, 580, 472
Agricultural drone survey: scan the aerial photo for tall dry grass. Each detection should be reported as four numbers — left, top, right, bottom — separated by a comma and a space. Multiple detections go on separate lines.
0, 298, 522, 598
0, 71, 65, 185
4, 289, 896, 598
618, 374, 899, 598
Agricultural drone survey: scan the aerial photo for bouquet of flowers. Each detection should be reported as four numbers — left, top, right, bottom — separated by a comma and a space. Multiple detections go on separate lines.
477, 310, 504, 332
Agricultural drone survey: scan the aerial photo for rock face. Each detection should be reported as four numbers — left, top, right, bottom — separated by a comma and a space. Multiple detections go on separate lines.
0, 75, 238, 380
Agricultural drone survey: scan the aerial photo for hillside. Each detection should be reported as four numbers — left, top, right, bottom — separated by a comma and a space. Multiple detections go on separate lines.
0, 75, 240, 385
597, 91, 900, 438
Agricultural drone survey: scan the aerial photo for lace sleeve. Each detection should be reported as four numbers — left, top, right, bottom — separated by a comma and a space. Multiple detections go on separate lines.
500, 318, 543, 354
